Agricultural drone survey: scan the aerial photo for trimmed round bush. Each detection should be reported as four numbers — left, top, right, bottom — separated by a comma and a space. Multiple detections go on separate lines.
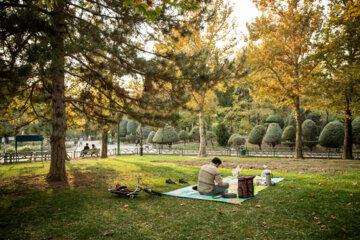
230, 136, 246, 147
215, 122, 230, 146
127, 120, 138, 135
228, 134, 241, 145
282, 125, 296, 142
302, 119, 319, 150
178, 130, 189, 142
147, 131, 156, 143
319, 121, 345, 148
353, 117, 360, 145
264, 123, 283, 148
248, 125, 266, 149
266, 114, 284, 128
153, 126, 179, 144
306, 112, 321, 125
189, 126, 200, 142
125, 134, 136, 142
119, 118, 128, 137
136, 125, 151, 138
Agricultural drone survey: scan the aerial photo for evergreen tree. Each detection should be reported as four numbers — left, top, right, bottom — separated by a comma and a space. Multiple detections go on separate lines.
264, 123, 282, 148
147, 131, 156, 144
248, 125, 266, 149
215, 122, 230, 146
153, 126, 179, 144
178, 130, 189, 143
302, 119, 318, 151
319, 121, 345, 149
266, 115, 285, 129
282, 125, 296, 149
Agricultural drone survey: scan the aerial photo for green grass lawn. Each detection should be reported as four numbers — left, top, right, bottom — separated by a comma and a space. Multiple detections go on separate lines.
0, 155, 359, 239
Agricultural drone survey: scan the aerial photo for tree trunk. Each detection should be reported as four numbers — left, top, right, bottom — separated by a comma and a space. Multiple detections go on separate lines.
342, 99, 353, 159
198, 109, 207, 157
101, 129, 108, 158
47, 3, 67, 182
294, 97, 303, 159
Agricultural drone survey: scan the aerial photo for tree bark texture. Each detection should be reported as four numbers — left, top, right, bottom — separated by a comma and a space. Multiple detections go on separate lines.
294, 97, 303, 159
198, 109, 207, 157
47, 3, 67, 182
101, 129, 108, 158
342, 99, 353, 159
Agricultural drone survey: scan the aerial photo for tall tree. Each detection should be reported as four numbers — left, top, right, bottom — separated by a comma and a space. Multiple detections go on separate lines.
245, 0, 323, 158
311, 0, 360, 159
1, 0, 210, 181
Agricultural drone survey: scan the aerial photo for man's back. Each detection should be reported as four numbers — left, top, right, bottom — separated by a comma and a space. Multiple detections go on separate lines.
197, 163, 221, 193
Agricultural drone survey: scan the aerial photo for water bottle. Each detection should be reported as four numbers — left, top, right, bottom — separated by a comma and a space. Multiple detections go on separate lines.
265, 172, 271, 186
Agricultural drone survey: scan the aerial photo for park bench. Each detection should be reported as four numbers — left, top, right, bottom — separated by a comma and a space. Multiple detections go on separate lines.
80, 148, 100, 157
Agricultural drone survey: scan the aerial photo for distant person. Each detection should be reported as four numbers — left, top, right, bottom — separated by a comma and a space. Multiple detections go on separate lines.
83, 143, 90, 151
197, 157, 229, 196
92, 144, 96, 149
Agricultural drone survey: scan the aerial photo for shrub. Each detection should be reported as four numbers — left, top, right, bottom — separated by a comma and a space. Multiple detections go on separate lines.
127, 120, 138, 135
147, 131, 156, 144
230, 136, 246, 147
248, 125, 266, 149
125, 134, 136, 142
153, 126, 179, 144
189, 126, 200, 142
136, 125, 151, 139
178, 130, 189, 142
306, 112, 321, 125
282, 125, 296, 149
215, 122, 230, 146
228, 134, 241, 145
264, 123, 282, 148
119, 118, 128, 137
352, 117, 360, 146
319, 121, 345, 148
302, 119, 319, 151
238, 119, 253, 135
266, 114, 284, 129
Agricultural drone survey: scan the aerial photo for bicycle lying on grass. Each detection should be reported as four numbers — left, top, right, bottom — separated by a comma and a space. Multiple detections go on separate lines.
108, 174, 162, 198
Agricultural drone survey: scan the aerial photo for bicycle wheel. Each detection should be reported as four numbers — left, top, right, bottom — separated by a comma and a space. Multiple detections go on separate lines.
143, 188, 162, 196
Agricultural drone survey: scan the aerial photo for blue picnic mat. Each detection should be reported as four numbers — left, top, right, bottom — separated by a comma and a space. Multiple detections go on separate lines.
163, 176, 285, 205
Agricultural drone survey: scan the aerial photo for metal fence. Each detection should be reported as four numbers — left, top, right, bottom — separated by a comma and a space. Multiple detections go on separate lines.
1, 146, 359, 164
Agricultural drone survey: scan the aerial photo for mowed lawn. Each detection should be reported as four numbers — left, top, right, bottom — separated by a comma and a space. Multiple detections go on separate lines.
0, 155, 359, 240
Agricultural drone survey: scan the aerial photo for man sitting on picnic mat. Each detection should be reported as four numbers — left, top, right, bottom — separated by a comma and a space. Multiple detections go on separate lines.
197, 157, 229, 196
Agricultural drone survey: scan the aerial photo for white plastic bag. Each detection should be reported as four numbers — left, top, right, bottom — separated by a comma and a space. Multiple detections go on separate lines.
232, 165, 241, 177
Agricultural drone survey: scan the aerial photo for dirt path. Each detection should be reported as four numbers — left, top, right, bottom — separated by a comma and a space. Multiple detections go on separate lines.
152, 159, 360, 174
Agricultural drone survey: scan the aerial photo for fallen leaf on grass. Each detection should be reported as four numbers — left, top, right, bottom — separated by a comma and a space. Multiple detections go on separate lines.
347, 202, 351, 206
219, 229, 224, 233
330, 216, 336, 220
159, 216, 164, 218
312, 212, 316, 216
248, 227, 253, 231
103, 231, 113, 236
321, 225, 326, 229
124, 204, 129, 208
289, 185, 294, 189
356, 202, 360, 205
219, 211, 224, 215
308, 193, 315, 198
278, 201, 284, 204
299, 172, 302, 175
260, 222, 266, 227
352, 182, 358, 186
330, 189, 333, 193
316, 221, 322, 225
255, 205, 261, 208
341, 227, 347, 232
314, 216, 319, 220
180, 203, 185, 206
319, 183, 324, 186
321, 228, 327, 232
349, 193, 353, 197
232, 209, 239, 212
66, 223, 72, 227
294, 220, 298, 224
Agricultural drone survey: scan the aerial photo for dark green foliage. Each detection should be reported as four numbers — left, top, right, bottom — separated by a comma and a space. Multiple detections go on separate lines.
285, 108, 307, 127
189, 126, 200, 142
153, 126, 179, 144
264, 123, 282, 148
248, 125, 266, 149
306, 112, 321, 125
228, 133, 241, 145
147, 131, 156, 144
215, 122, 230, 146
352, 117, 360, 145
282, 125, 296, 142
136, 125, 151, 139
215, 84, 235, 107
206, 131, 216, 141
127, 120, 138, 135
178, 130, 189, 141
125, 135, 137, 142
302, 119, 319, 150
266, 114, 284, 128
119, 118, 128, 137
319, 121, 345, 148
230, 136, 246, 147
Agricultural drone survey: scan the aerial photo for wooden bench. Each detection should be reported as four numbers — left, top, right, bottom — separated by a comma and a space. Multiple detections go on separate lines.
80, 149, 100, 157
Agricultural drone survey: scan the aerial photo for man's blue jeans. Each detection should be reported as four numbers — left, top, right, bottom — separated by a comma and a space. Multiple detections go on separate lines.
199, 182, 230, 196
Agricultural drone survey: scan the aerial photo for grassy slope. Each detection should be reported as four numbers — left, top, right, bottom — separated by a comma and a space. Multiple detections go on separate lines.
0, 155, 359, 240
